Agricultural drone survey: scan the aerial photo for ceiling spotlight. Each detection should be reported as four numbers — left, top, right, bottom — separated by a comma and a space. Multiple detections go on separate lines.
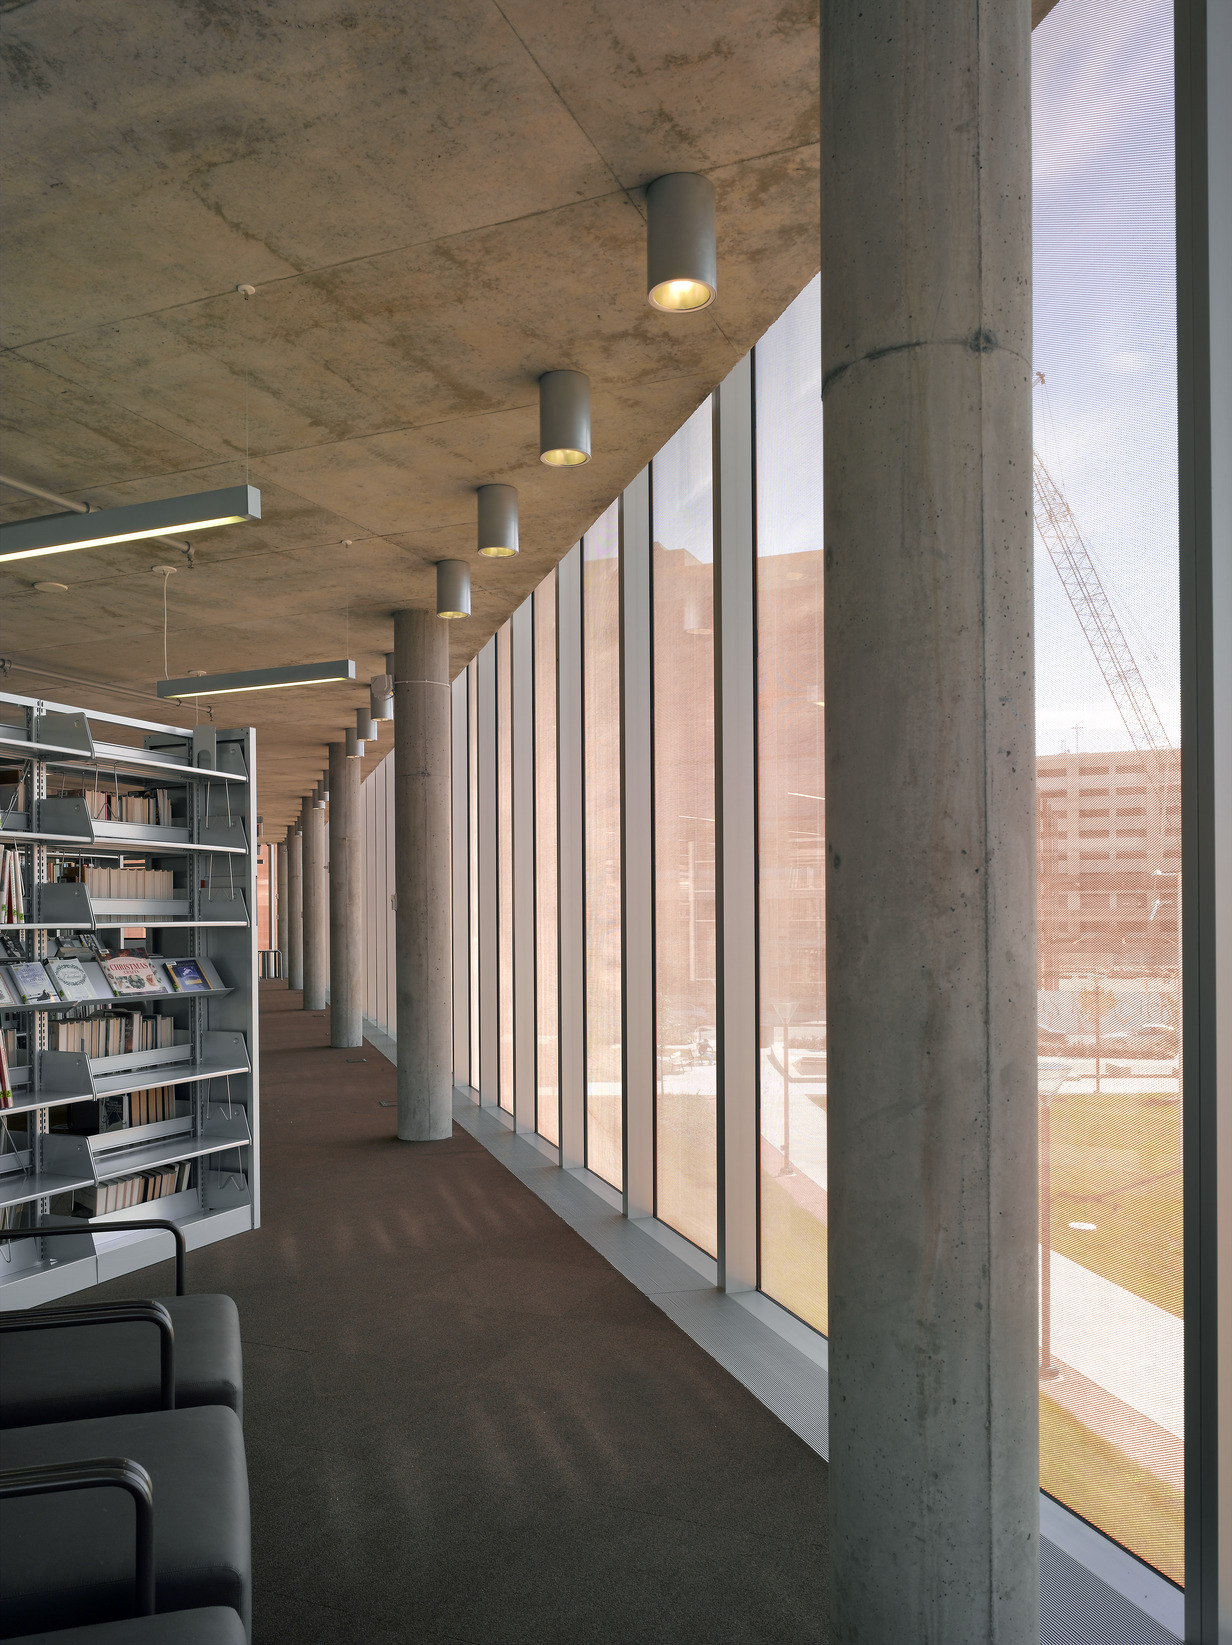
156, 659, 356, 698
0, 485, 260, 564
646, 173, 717, 312
33, 581, 68, 593
539, 370, 590, 467
370, 670, 394, 721
437, 559, 470, 619
477, 483, 519, 557
348, 705, 376, 756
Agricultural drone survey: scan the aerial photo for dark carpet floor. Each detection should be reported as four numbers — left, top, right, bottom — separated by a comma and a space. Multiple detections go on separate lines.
93, 983, 829, 1644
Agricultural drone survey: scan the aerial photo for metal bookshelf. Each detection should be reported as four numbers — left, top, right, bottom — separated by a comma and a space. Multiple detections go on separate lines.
0, 690, 259, 1306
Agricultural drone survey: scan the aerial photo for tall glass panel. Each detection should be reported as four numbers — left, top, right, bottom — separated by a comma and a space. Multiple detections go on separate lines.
1034, 0, 1181, 1581
583, 505, 623, 1187
534, 573, 560, 1145
755, 277, 827, 1331
468, 657, 479, 1089
652, 401, 717, 1254
497, 620, 514, 1113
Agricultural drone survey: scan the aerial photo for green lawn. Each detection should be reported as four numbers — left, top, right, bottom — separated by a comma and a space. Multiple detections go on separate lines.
759, 1170, 828, 1335
1047, 1091, 1182, 1317
1041, 1397, 1183, 1585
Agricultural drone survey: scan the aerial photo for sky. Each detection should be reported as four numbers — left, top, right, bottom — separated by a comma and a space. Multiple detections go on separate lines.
1032, 0, 1179, 754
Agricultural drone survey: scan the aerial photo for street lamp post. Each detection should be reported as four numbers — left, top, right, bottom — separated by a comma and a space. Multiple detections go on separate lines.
1039, 1058, 1072, 1380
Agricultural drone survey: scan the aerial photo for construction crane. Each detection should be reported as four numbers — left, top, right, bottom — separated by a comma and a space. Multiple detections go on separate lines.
1031, 378, 1174, 804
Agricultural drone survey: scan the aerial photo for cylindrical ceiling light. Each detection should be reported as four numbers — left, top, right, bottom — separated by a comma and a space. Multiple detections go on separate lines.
346, 728, 363, 758
646, 173, 717, 312
477, 484, 519, 557
539, 370, 590, 466
313, 781, 326, 809
436, 559, 471, 619
357, 706, 377, 742
369, 670, 393, 721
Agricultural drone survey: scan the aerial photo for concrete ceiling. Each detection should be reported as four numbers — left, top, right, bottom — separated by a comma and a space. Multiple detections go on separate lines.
0, 0, 820, 836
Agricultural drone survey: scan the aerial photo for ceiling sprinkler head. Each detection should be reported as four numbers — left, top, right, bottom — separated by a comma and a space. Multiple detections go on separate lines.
236, 284, 256, 298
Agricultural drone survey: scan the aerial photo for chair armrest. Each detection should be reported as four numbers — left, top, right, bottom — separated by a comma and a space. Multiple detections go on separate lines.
0, 1456, 155, 1616
0, 1300, 175, 1411
0, 1218, 186, 1294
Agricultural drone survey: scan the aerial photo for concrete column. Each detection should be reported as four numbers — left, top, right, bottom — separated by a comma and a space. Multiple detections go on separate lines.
328, 740, 363, 1048
287, 823, 304, 991
393, 608, 453, 1140
276, 839, 288, 976
301, 794, 329, 1012
822, 2, 1037, 1642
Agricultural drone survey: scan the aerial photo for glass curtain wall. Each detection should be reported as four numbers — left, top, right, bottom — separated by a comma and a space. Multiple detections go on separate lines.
1033, 0, 1182, 1582
497, 620, 514, 1112
583, 505, 622, 1187
468, 657, 480, 1088
651, 400, 718, 1255
754, 276, 828, 1332
446, 34, 1194, 1572
534, 572, 560, 1145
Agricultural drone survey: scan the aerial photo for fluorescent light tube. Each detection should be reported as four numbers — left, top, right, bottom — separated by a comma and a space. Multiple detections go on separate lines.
0, 485, 261, 563
158, 659, 355, 698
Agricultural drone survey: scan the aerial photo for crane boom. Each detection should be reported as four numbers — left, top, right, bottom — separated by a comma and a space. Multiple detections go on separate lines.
1032, 451, 1174, 789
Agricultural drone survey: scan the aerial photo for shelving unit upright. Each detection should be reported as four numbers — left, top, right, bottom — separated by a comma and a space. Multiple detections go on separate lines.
0, 689, 259, 1306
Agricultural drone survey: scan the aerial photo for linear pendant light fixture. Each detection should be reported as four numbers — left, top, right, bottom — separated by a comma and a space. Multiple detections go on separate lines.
539, 370, 590, 466
437, 560, 471, 619
477, 484, 518, 557
0, 485, 261, 564
646, 173, 717, 312
157, 659, 356, 699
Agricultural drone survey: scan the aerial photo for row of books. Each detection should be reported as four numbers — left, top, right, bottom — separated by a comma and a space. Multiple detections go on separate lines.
0, 955, 214, 1006
74, 1160, 193, 1215
2, 845, 24, 924
129, 1085, 177, 1126
54, 1012, 177, 1058
83, 790, 172, 826
80, 866, 177, 900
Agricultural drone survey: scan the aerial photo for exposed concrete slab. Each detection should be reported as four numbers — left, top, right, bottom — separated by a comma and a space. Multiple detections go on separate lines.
0, 1, 819, 833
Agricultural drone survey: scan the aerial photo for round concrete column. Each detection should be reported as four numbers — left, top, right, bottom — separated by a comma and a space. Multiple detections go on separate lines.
276, 839, 289, 976
822, 1, 1037, 1640
288, 822, 304, 992
328, 740, 363, 1048
393, 607, 453, 1140
301, 794, 329, 1013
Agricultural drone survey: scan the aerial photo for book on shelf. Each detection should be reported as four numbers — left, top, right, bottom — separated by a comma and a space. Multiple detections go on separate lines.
83, 865, 177, 901
0, 966, 17, 1007
46, 956, 97, 1002
84, 788, 171, 826
1, 845, 25, 924
0, 1030, 12, 1109
54, 1010, 175, 1058
74, 1158, 191, 1216
100, 955, 166, 996
129, 1085, 175, 1126
11, 961, 56, 1005
166, 958, 211, 993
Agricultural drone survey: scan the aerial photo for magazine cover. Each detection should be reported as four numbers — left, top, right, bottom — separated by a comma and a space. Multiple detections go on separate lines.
12, 960, 56, 1004
99, 954, 164, 996
166, 958, 211, 993
47, 956, 96, 1002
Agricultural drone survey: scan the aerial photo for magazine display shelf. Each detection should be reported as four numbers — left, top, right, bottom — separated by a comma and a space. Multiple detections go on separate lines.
0, 691, 259, 1307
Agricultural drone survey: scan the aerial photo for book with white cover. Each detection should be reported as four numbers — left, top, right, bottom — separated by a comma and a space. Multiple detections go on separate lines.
11, 960, 56, 1005
47, 956, 96, 1001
